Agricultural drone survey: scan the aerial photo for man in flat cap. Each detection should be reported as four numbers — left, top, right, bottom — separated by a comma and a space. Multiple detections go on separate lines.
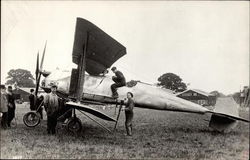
44, 85, 59, 135
110, 67, 126, 98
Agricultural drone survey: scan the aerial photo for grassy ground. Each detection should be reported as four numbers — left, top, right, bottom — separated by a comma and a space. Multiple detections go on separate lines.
0, 103, 249, 159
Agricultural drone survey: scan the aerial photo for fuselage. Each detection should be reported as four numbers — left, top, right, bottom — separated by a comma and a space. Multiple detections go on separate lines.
41, 69, 209, 114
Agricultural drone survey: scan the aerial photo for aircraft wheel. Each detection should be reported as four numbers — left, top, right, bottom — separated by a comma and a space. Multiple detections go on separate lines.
66, 117, 82, 133
23, 112, 41, 127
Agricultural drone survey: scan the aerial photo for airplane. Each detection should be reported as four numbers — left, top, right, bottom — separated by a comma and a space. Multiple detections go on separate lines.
23, 17, 249, 134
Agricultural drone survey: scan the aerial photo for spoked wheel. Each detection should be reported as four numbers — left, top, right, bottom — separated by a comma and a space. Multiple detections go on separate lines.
23, 112, 41, 127
66, 117, 82, 133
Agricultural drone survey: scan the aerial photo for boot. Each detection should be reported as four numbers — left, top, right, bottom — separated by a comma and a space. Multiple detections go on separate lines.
125, 126, 130, 136
128, 126, 132, 136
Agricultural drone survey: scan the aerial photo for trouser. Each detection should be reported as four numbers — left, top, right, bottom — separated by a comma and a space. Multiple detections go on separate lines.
125, 111, 133, 136
111, 78, 125, 96
7, 107, 15, 127
1, 112, 8, 129
30, 104, 36, 111
47, 112, 58, 134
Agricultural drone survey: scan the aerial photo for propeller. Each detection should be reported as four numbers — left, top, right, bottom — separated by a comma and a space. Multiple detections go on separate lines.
35, 51, 39, 81
35, 41, 47, 97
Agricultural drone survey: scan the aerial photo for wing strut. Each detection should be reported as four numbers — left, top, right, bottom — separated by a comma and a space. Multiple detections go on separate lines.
75, 32, 89, 101
78, 110, 112, 133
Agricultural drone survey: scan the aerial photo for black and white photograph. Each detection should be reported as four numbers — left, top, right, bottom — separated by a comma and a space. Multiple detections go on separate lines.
0, 1, 249, 159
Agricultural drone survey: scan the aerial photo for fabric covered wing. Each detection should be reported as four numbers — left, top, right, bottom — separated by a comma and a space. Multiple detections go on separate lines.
72, 17, 126, 75
66, 101, 116, 122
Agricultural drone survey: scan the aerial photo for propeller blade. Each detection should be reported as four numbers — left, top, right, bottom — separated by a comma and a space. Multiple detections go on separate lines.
40, 40, 47, 71
35, 52, 39, 81
35, 41, 47, 96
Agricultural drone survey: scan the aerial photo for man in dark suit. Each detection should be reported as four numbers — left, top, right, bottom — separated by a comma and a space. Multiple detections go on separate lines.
6, 86, 16, 127
110, 67, 126, 98
29, 89, 36, 111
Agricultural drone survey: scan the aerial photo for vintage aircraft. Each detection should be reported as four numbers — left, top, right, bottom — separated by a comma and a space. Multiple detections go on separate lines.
23, 17, 249, 133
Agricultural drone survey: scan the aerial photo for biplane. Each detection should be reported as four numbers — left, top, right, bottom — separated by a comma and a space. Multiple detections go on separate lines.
23, 17, 249, 133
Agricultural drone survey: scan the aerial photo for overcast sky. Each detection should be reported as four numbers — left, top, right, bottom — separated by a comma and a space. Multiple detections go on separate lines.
1, 1, 249, 95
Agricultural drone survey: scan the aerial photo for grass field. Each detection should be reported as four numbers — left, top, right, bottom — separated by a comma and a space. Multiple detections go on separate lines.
0, 103, 249, 159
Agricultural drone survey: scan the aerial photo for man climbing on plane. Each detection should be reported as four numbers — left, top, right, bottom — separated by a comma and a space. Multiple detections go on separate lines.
111, 67, 126, 98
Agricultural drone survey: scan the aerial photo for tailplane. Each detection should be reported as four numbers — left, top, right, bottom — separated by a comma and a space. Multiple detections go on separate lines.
208, 97, 249, 132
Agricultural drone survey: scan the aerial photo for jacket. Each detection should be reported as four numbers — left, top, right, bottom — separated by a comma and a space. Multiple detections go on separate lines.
0, 93, 8, 113
44, 93, 59, 116
115, 71, 126, 84
125, 98, 134, 113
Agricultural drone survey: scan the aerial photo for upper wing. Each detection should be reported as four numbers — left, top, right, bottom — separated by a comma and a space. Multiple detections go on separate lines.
72, 17, 126, 75
66, 101, 116, 122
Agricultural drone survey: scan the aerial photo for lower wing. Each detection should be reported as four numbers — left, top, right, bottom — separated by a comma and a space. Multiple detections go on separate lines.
66, 101, 116, 122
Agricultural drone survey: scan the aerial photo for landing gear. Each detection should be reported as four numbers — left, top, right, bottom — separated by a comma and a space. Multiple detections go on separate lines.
66, 117, 82, 133
66, 108, 82, 133
23, 112, 41, 127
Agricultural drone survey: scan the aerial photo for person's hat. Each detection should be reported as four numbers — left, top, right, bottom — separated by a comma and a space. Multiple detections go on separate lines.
0, 85, 6, 89
111, 67, 117, 71
127, 92, 134, 97
30, 89, 34, 92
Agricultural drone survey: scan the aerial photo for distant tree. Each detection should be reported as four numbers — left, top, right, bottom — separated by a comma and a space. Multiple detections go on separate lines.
157, 73, 187, 92
6, 69, 35, 87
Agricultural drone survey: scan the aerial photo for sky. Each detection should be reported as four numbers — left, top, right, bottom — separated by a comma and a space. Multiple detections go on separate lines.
1, 1, 249, 95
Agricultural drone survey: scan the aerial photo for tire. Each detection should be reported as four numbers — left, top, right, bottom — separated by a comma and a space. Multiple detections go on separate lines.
23, 112, 41, 127
66, 117, 82, 133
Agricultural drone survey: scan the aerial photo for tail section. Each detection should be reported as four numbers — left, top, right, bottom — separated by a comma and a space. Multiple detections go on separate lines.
209, 113, 238, 132
208, 97, 249, 132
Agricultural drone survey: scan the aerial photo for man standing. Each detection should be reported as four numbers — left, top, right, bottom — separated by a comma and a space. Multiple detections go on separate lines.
0, 85, 8, 129
29, 89, 36, 111
6, 86, 16, 127
124, 92, 134, 136
44, 85, 59, 135
110, 67, 126, 98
